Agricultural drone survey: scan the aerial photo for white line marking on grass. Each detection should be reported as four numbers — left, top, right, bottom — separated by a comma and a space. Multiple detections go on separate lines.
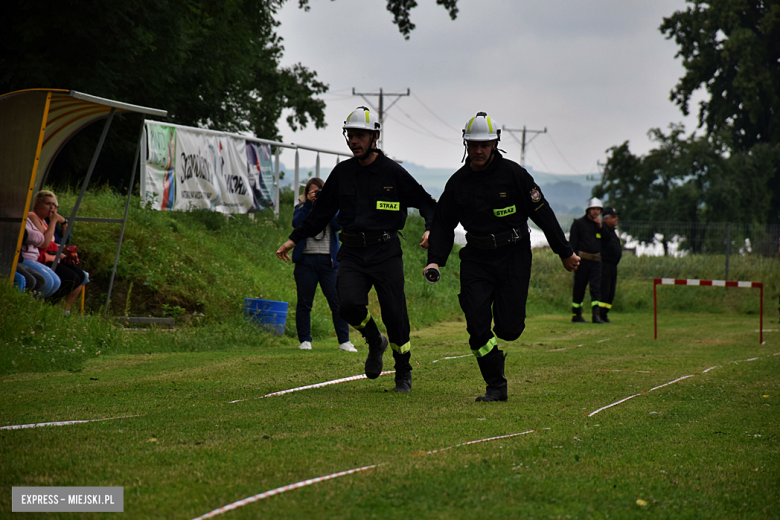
414, 430, 535, 456
190, 464, 377, 520
588, 374, 696, 417
587, 394, 643, 417
587, 352, 780, 417
597, 370, 658, 374
597, 338, 610, 343
229, 371, 396, 403
548, 344, 584, 352
647, 375, 694, 392
0, 415, 140, 430
432, 354, 472, 363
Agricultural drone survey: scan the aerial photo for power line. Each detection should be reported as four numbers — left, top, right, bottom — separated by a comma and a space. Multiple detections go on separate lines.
352, 87, 410, 150
525, 143, 555, 174
384, 113, 460, 146
410, 92, 461, 132
502, 125, 547, 167
546, 133, 583, 174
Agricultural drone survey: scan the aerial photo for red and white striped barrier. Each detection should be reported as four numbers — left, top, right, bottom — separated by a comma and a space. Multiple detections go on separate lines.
653, 278, 764, 343
229, 371, 395, 403
0, 415, 140, 431
190, 464, 377, 520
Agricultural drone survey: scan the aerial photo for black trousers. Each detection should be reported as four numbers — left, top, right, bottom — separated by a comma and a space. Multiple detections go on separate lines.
47, 262, 86, 301
294, 254, 350, 344
600, 261, 618, 307
458, 246, 531, 352
336, 252, 410, 351
572, 258, 601, 305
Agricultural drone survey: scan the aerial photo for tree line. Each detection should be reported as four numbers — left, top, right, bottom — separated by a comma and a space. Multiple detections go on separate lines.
593, 0, 780, 241
1, 0, 453, 187
3, 0, 777, 236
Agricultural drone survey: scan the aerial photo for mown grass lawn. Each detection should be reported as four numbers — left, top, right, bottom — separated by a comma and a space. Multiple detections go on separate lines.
1, 313, 778, 519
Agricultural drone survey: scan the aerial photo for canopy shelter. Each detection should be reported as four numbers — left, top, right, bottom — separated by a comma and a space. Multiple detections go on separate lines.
0, 89, 166, 313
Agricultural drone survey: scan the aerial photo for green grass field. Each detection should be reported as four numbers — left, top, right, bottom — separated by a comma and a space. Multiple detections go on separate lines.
1, 312, 777, 519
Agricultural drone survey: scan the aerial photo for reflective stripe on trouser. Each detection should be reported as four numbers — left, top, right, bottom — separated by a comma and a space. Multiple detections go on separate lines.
473, 336, 497, 358
458, 247, 531, 351
336, 253, 411, 351
572, 258, 601, 307
391, 341, 410, 354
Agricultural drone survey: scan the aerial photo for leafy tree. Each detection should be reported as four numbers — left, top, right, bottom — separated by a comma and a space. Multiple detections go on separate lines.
297, 0, 459, 39
595, 0, 780, 249
660, 0, 780, 151
1, 0, 327, 141
595, 125, 726, 253
1, 0, 459, 188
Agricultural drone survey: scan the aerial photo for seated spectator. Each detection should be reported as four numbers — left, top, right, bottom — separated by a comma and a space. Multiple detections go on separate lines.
20, 217, 61, 298
16, 229, 46, 296
28, 190, 88, 314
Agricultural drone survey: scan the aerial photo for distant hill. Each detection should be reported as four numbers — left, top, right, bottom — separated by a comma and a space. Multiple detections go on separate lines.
278, 160, 598, 218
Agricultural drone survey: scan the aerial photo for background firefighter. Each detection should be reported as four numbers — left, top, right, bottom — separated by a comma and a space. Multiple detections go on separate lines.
569, 197, 605, 323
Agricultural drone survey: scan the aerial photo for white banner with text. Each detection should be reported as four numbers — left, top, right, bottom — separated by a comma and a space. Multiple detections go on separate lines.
142, 122, 275, 214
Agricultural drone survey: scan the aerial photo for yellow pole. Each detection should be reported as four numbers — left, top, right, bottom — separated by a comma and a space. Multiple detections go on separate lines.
9, 91, 53, 283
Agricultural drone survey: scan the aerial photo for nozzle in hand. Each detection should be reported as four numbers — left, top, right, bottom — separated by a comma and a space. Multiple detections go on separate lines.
424, 267, 440, 284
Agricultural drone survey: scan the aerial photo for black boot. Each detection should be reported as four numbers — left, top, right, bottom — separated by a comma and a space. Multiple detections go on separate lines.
475, 348, 508, 402
592, 305, 605, 324
358, 318, 387, 379
392, 351, 412, 393
572, 305, 588, 323
601, 306, 611, 323
364, 335, 388, 379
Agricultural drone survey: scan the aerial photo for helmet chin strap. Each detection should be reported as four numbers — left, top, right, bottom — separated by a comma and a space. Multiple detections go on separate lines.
462, 143, 504, 163
344, 131, 380, 161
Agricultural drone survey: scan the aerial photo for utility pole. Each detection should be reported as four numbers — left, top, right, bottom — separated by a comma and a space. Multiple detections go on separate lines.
502, 125, 547, 167
352, 87, 410, 151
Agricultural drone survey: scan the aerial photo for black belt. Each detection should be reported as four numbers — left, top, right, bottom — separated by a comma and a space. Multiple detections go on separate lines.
466, 228, 526, 250
340, 230, 397, 247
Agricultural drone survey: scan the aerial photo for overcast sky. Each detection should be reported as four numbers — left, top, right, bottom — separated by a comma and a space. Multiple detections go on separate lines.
273, 0, 703, 181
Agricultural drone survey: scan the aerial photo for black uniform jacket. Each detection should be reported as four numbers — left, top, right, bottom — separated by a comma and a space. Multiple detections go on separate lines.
600, 224, 622, 264
427, 151, 573, 268
569, 215, 602, 256
289, 149, 436, 247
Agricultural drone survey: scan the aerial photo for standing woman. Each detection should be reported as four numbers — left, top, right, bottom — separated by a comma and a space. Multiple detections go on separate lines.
28, 190, 87, 314
292, 178, 355, 352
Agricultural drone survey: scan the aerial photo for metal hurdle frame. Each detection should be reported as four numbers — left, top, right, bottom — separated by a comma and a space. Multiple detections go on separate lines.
653, 278, 764, 344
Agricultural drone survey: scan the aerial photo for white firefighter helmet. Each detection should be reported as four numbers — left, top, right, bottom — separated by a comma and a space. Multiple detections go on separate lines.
587, 197, 603, 210
343, 106, 380, 132
462, 112, 501, 141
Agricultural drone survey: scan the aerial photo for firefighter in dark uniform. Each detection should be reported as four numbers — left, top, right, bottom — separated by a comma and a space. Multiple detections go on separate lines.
276, 106, 436, 393
599, 207, 622, 323
569, 198, 605, 323
424, 112, 580, 402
